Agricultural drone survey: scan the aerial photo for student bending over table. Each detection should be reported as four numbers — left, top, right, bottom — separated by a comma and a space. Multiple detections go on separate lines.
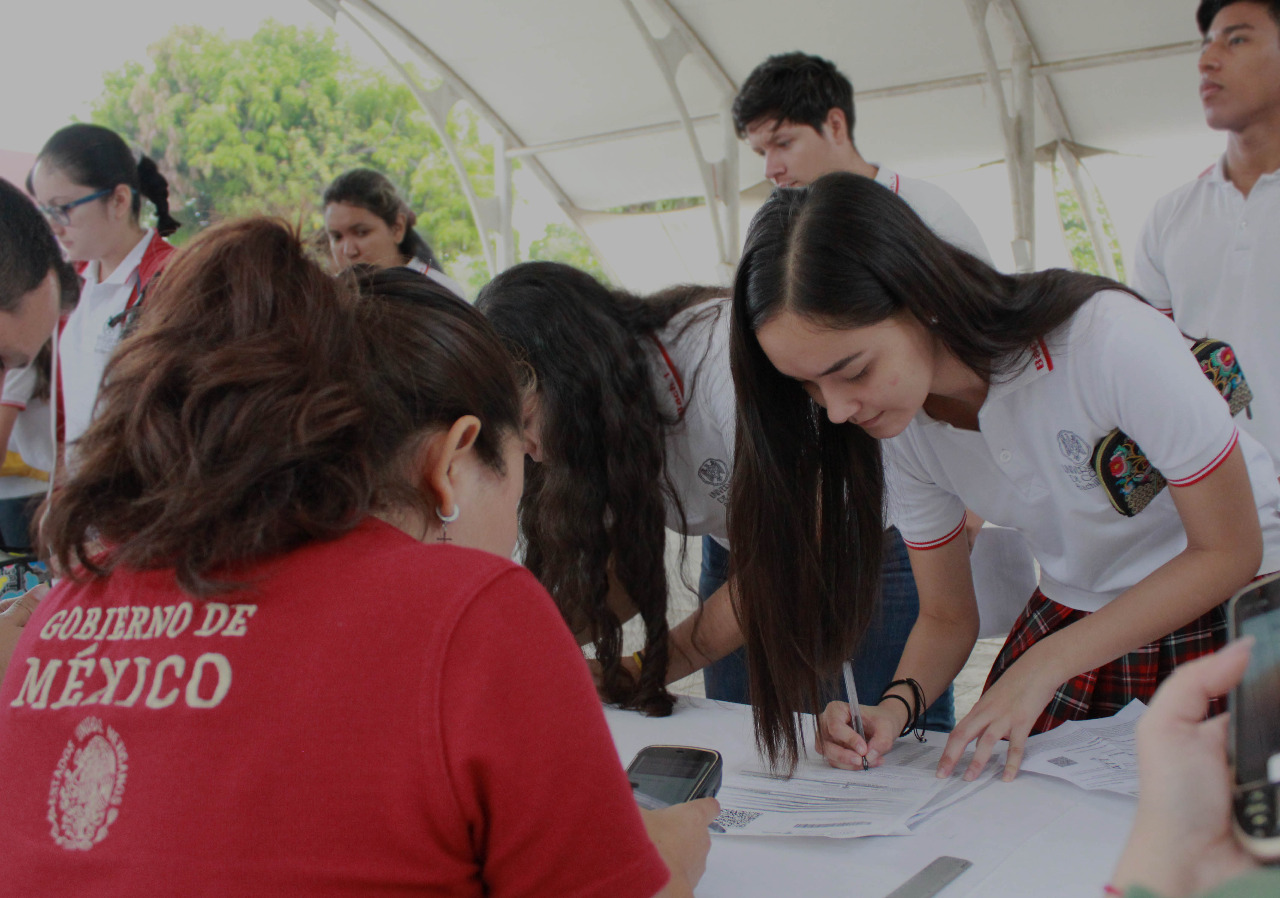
728, 172, 1280, 779
0, 219, 715, 897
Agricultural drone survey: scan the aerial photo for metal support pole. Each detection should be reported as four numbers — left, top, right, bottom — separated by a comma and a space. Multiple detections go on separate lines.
619, 0, 741, 275
495, 133, 515, 271
965, 0, 1036, 271
1055, 141, 1118, 279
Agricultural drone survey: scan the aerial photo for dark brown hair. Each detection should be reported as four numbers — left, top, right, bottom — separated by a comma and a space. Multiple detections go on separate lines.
730, 173, 1130, 771
41, 218, 520, 595
477, 261, 727, 717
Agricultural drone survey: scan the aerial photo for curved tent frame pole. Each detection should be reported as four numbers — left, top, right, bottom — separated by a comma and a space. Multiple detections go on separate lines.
966, 0, 1120, 275
308, 0, 614, 280
619, 0, 741, 280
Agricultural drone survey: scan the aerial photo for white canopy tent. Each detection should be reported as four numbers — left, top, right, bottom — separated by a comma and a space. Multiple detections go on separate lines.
306, 0, 1218, 291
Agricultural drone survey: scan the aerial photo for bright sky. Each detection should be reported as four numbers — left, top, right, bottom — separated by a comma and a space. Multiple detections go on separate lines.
1, 0, 346, 154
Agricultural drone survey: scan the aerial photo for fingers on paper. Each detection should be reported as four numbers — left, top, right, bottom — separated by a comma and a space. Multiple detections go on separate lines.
818, 701, 869, 770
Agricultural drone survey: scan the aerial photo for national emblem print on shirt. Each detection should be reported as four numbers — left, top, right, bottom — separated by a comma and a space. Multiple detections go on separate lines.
48, 716, 128, 850
1057, 430, 1100, 490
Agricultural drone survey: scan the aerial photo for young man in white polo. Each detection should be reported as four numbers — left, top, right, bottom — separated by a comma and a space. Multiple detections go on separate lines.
685, 52, 1001, 727
1134, 0, 1280, 471
733, 51, 992, 264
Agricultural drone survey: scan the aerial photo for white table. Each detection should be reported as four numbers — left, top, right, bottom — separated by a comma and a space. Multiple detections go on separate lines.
606, 697, 1136, 898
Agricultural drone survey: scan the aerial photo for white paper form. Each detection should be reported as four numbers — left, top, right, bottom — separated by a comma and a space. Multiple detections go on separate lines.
712, 740, 1003, 838
1020, 700, 1145, 798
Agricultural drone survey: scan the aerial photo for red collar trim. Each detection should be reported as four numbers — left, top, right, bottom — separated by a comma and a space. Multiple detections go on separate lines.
1030, 338, 1054, 372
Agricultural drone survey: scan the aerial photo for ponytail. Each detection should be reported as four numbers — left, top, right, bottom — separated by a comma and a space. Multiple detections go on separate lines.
31, 124, 181, 237
136, 155, 180, 237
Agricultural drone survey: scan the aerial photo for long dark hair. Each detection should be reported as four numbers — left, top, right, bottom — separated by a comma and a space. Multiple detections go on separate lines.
477, 261, 726, 717
41, 218, 519, 595
323, 169, 441, 271
730, 172, 1128, 770
29, 124, 180, 237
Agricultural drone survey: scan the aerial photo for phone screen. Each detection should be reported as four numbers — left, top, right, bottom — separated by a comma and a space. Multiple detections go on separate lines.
629, 749, 714, 806
1235, 582, 1280, 788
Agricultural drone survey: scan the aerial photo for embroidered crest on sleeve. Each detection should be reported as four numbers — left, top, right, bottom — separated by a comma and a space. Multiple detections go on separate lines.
47, 716, 128, 850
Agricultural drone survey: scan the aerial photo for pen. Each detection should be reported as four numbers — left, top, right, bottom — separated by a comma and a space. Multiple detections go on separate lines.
842, 661, 870, 771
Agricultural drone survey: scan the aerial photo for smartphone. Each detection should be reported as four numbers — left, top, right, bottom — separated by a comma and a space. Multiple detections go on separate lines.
1228, 572, 1280, 861
625, 744, 722, 810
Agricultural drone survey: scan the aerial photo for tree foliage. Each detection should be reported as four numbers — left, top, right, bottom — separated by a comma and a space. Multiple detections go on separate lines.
91, 20, 608, 291
91, 22, 488, 270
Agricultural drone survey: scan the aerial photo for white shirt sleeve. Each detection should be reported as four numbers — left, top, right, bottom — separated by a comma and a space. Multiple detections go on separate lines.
1, 365, 37, 410
883, 432, 968, 549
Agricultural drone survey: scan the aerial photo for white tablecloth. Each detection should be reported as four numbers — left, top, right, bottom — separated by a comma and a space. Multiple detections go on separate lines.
606, 697, 1136, 897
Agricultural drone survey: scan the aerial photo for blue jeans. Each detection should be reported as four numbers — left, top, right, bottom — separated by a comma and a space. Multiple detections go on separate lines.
0, 495, 37, 551
697, 530, 955, 732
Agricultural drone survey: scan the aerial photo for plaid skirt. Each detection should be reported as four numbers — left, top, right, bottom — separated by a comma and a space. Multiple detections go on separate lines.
983, 588, 1227, 735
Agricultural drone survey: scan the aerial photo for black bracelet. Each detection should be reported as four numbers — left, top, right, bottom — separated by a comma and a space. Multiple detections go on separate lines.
879, 693, 914, 736
883, 678, 928, 742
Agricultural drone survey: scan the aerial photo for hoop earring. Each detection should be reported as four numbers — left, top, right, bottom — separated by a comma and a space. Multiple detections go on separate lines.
436, 504, 459, 543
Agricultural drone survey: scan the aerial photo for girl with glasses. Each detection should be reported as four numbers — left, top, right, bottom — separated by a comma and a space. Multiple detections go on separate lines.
26, 123, 180, 452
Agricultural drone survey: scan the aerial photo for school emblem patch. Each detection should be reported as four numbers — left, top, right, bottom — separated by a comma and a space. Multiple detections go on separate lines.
1057, 429, 1100, 490
697, 458, 729, 487
48, 717, 128, 850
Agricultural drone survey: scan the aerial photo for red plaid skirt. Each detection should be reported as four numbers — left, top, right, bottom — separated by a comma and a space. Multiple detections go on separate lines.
983, 588, 1227, 734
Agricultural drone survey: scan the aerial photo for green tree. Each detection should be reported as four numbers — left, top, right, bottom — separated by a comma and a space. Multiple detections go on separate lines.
91, 21, 490, 278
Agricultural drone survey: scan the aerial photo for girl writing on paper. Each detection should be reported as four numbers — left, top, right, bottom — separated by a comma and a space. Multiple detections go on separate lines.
729, 172, 1280, 779
477, 262, 951, 730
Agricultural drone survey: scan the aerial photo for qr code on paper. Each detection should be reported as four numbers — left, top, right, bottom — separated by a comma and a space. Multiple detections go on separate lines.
1047, 756, 1078, 768
714, 809, 762, 830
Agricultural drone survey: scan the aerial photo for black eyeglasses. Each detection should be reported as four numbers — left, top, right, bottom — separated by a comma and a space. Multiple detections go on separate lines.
38, 187, 115, 227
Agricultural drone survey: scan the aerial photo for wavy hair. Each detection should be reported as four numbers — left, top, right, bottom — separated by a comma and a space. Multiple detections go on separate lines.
731, 172, 1131, 770
477, 261, 726, 716
41, 218, 520, 595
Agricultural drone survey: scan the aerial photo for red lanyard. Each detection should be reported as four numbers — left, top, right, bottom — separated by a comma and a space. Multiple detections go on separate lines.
649, 335, 685, 416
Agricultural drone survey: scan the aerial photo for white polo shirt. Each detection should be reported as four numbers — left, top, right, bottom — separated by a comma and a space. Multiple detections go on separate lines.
404, 256, 468, 300
875, 166, 993, 265
60, 229, 156, 449
0, 365, 52, 500
1133, 157, 1280, 471
651, 297, 735, 548
885, 290, 1280, 612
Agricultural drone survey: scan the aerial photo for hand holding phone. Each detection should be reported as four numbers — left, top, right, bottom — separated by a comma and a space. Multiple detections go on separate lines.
1229, 573, 1280, 861
1110, 639, 1260, 896
626, 745, 722, 809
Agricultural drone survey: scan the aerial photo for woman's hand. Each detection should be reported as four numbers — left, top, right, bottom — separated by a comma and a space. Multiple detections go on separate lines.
643, 797, 720, 897
0, 583, 48, 676
817, 700, 907, 770
937, 648, 1063, 782
1110, 639, 1259, 898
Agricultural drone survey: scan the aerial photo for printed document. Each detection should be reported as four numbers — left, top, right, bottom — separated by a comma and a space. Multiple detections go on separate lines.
1019, 700, 1144, 798
712, 740, 1002, 838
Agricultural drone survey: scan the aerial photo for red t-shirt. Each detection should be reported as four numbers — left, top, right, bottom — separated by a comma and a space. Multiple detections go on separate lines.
0, 518, 667, 897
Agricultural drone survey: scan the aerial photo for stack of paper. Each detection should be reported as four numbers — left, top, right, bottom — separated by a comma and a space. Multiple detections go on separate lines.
712, 740, 1003, 838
